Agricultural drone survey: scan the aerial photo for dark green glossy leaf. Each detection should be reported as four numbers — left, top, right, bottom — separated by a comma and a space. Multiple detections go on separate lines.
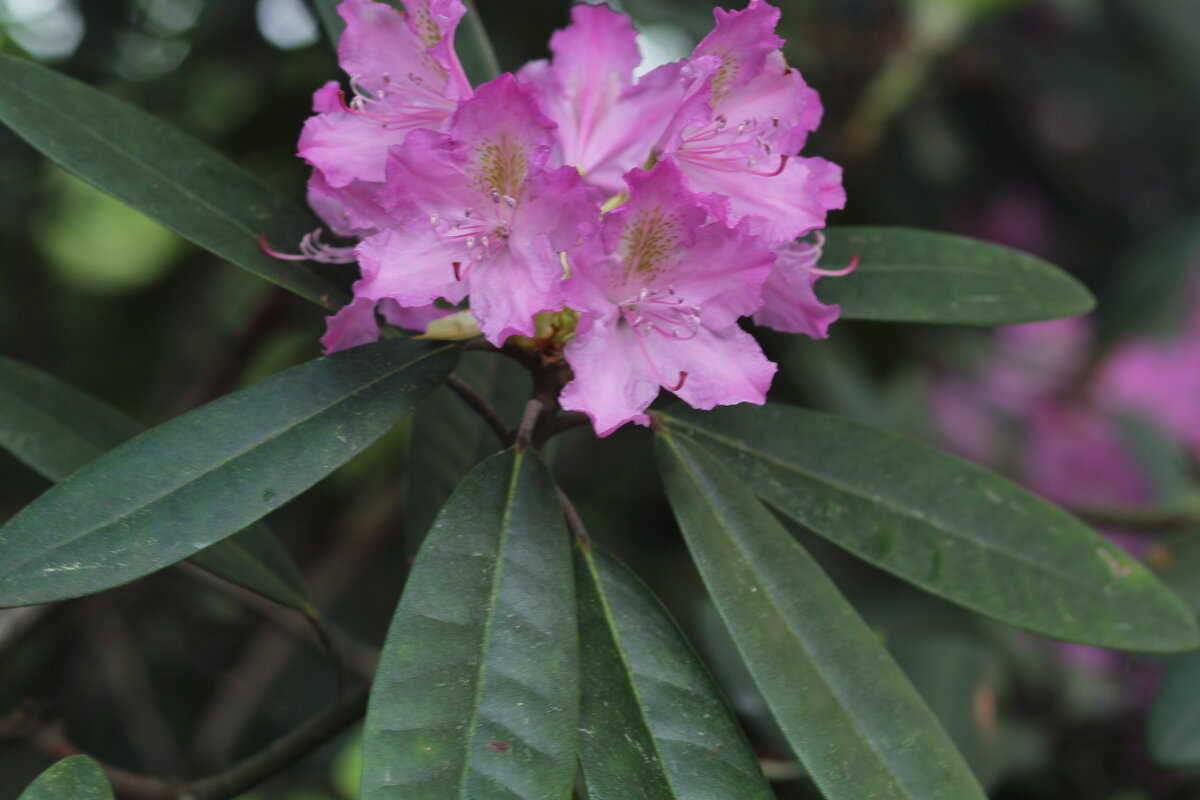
1149, 650, 1200, 767
0, 54, 345, 308
0, 355, 314, 614
817, 227, 1094, 324
574, 541, 772, 800
661, 405, 1199, 652
18, 756, 113, 800
405, 352, 526, 549
362, 448, 577, 800
0, 339, 456, 607
656, 430, 986, 800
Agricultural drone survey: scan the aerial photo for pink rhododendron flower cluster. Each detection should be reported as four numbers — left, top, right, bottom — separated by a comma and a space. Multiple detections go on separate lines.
290, 0, 848, 435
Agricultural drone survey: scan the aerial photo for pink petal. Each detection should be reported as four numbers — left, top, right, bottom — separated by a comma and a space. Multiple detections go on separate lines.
692, 0, 784, 103
449, 74, 558, 198
467, 237, 565, 345
560, 317, 658, 437
306, 172, 392, 237
321, 296, 384, 353
299, 111, 412, 187
354, 227, 468, 308
518, 5, 686, 192
682, 153, 845, 241
753, 236, 841, 337
640, 323, 776, 410
336, 0, 468, 101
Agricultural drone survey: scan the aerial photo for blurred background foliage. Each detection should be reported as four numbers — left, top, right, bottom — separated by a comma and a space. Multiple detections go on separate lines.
1, 0, 1198, 798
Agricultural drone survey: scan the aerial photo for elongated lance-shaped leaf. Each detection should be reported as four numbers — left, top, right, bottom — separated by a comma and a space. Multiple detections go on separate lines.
817, 227, 1094, 325
18, 756, 114, 800
361, 448, 578, 800
1149, 650, 1200, 768
662, 405, 1200, 653
574, 540, 773, 800
0, 355, 317, 614
0, 339, 457, 608
656, 430, 987, 800
0, 54, 346, 308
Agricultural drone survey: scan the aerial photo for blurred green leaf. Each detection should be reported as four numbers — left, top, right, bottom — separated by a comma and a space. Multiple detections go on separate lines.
405, 352, 526, 550
310, 0, 345, 46
662, 404, 1199, 653
457, 0, 503, 84
890, 635, 1007, 788
1149, 650, 1200, 768
0, 53, 345, 308
819, 227, 1094, 325
17, 756, 113, 800
0, 339, 456, 607
574, 541, 772, 800
656, 429, 987, 800
0, 354, 315, 615
33, 168, 185, 293
361, 448, 577, 800
1148, 530, 1200, 620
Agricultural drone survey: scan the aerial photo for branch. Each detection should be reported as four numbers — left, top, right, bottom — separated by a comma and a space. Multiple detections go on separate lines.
444, 373, 515, 446
2, 682, 371, 800
180, 683, 370, 800
555, 487, 589, 545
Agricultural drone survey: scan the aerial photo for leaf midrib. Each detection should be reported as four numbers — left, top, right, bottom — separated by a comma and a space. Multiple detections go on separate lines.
0, 345, 449, 578
579, 546, 678, 799
455, 449, 521, 798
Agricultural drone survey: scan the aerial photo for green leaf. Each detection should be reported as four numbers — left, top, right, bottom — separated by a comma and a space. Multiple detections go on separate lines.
1149, 650, 1200, 767
309, 0, 345, 46
0, 54, 345, 308
0, 355, 314, 614
661, 404, 1199, 653
405, 352, 526, 549
458, 0, 503, 84
656, 430, 987, 800
574, 541, 773, 800
1148, 530, 1200, 619
362, 448, 577, 799
0, 339, 457, 607
817, 227, 1094, 325
890, 635, 1007, 788
18, 756, 114, 800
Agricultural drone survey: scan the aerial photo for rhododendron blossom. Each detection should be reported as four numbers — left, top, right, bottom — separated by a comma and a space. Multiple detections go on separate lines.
560, 162, 777, 435
286, 0, 851, 435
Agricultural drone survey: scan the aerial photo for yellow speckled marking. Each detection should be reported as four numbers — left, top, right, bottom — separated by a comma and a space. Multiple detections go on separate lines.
620, 207, 678, 278
473, 131, 528, 199
411, 2, 443, 47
